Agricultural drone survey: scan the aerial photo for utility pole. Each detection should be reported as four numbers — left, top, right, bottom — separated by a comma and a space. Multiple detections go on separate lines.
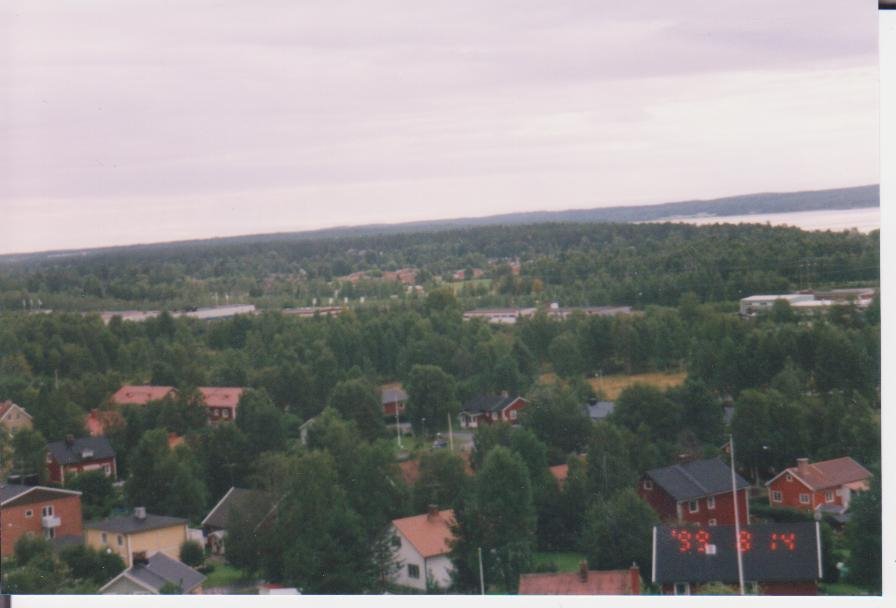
478, 547, 485, 595
729, 434, 746, 596
447, 413, 454, 451
395, 402, 403, 449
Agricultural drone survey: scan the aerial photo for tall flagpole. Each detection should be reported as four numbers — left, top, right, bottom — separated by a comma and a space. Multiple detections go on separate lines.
730, 434, 745, 595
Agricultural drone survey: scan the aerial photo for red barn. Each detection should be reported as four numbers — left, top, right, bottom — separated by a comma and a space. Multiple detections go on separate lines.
46, 436, 117, 485
1, 484, 83, 555
638, 458, 750, 528
458, 394, 528, 429
765, 457, 871, 516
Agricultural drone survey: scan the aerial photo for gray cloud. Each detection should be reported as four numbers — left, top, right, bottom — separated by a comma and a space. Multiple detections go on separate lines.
0, 0, 879, 253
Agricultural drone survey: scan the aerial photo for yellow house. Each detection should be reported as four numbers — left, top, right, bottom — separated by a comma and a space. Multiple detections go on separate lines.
84, 508, 188, 567
0, 401, 33, 436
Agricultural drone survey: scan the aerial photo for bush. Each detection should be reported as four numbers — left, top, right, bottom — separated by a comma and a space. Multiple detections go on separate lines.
179, 539, 205, 568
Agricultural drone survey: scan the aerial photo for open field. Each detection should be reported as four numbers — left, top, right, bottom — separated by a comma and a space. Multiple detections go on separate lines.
539, 371, 687, 400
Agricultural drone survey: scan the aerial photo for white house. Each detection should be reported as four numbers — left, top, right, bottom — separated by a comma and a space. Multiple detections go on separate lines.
390, 507, 455, 591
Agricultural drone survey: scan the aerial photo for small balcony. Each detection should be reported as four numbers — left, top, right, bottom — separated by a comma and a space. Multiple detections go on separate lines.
41, 515, 61, 529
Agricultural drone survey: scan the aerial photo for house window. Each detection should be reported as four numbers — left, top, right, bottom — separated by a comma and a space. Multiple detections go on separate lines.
688, 500, 699, 513
772, 491, 783, 503
825, 490, 834, 503
101, 532, 108, 544
785, 473, 793, 482
103, 464, 112, 476
24, 510, 33, 518
222, 409, 230, 419
643, 480, 654, 490
708, 519, 717, 527
707, 496, 716, 510
509, 409, 517, 420
41, 505, 54, 517
117, 535, 124, 546
799, 493, 810, 505
673, 582, 690, 595
408, 564, 420, 579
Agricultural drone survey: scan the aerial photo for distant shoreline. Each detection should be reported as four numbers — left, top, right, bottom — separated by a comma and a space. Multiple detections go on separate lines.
639, 206, 880, 233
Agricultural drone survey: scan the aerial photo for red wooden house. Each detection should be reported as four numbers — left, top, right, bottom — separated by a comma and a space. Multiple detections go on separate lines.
380, 385, 408, 417
199, 387, 244, 423
638, 458, 750, 528
1, 484, 83, 555
46, 435, 117, 485
458, 394, 527, 429
765, 457, 871, 517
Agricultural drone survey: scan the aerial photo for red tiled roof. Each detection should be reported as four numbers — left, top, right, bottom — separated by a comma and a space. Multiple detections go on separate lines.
392, 509, 455, 559
109, 385, 175, 406
84, 409, 125, 437
0, 400, 30, 421
519, 569, 638, 595
549, 464, 569, 484
168, 433, 185, 449
198, 387, 245, 409
781, 457, 872, 491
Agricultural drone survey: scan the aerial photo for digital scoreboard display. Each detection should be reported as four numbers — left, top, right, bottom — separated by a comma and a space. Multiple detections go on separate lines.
653, 522, 822, 584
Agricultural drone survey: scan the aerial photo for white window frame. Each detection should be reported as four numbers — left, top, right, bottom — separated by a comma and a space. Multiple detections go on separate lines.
222, 408, 230, 419
643, 479, 654, 490
101, 532, 108, 544
772, 490, 783, 503
707, 496, 716, 510
103, 463, 112, 476
41, 505, 54, 517
24, 509, 33, 518
825, 490, 834, 503
688, 500, 699, 513
799, 493, 811, 505
785, 473, 793, 482
674, 582, 691, 595
509, 409, 517, 420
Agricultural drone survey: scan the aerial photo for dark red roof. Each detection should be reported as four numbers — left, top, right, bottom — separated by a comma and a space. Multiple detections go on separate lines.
770, 457, 871, 491
198, 387, 244, 409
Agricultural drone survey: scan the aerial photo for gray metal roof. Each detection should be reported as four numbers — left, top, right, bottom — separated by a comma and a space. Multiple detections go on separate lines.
85, 512, 187, 535
0, 483, 32, 503
381, 387, 408, 405
583, 401, 615, 420
460, 394, 522, 414
127, 552, 206, 593
645, 458, 750, 502
46, 436, 116, 465
201, 487, 276, 530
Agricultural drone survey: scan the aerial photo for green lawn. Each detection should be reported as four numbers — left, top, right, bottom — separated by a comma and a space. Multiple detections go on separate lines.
819, 582, 876, 596
202, 563, 254, 588
532, 551, 586, 573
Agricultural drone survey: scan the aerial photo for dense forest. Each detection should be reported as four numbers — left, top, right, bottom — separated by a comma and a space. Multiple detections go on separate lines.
0, 221, 880, 313
0, 220, 881, 594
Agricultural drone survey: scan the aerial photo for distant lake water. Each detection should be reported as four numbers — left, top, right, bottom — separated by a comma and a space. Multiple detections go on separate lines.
643, 206, 880, 233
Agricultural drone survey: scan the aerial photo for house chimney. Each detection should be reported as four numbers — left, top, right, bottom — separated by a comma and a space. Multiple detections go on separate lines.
629, 563, 641, 595
797, 458, 810, 477
500, 390, 509, 398
134, 506, 147, 520
427, 504, 439, 520
133, 551, 148, 566
578, 560, 588, 583
64, 434, 75, 447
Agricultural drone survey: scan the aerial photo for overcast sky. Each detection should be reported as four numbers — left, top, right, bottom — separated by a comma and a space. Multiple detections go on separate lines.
0, 0, 879, 254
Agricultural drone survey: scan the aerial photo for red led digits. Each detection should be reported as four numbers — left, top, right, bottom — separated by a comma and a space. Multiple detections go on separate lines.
696, 530, 711, 553
738, 530, 753, 553
671, 529, 693, 553
770, 532, 796, 551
